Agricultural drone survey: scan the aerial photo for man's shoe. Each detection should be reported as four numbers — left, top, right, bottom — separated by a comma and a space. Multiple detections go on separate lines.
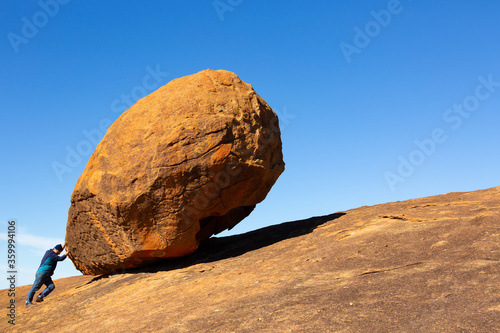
35, 296, 44, 303
26, 302, 36, 308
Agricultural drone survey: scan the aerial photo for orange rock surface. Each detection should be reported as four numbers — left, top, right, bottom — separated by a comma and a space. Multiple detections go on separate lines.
65, 69, 284, 275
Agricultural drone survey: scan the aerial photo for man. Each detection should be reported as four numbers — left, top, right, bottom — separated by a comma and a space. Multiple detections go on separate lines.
25, 243, 69, 308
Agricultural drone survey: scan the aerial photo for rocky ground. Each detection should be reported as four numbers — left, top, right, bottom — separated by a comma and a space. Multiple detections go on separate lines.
2, 186, 499, 332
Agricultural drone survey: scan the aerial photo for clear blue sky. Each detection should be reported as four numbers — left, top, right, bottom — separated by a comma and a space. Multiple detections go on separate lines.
1, 1, 499, 288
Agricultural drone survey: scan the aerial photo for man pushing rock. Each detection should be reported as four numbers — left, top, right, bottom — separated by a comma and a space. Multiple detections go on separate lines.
25, 243, 69, 308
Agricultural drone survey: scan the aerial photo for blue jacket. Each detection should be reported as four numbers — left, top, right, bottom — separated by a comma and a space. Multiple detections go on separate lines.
37, 249, 67, 276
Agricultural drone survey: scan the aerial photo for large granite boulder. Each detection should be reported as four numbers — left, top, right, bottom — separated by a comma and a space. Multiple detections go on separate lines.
65, 69, 284, 275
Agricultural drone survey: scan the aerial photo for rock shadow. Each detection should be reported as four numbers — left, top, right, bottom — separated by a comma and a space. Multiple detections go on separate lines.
139, 211, 345, 274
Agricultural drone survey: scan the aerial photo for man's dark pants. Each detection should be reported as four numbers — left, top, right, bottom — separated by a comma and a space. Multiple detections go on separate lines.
26, 272, 55, 303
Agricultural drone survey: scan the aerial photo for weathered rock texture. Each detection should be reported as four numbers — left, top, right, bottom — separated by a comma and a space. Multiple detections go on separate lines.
65, 69, 284, 275
5, 186, 499, 332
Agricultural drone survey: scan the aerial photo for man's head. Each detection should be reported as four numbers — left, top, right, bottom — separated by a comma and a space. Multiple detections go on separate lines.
53, 244, 63, 254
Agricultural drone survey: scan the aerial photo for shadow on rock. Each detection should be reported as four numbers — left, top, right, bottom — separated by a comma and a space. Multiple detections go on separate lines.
175, 211, 346, 269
